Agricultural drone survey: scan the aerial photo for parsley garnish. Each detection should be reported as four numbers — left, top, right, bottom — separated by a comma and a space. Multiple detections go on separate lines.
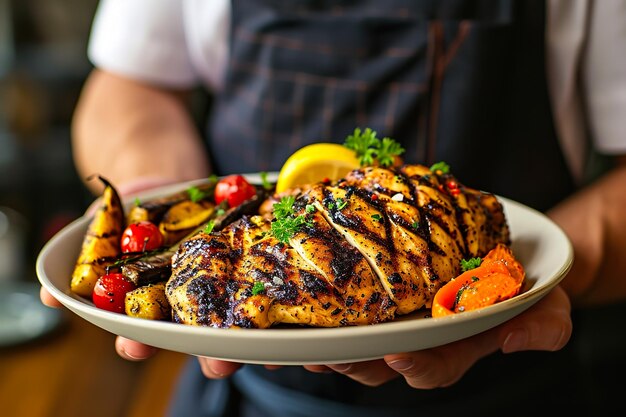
344, 127, 405, 167
251, 281, 266, 295
371, 214, 383, 222
460, 257, 482, 272
260, 171, 273, 190
271, 196, 313, 243
134, 197, 141, 207
204, 221, 215, 234
411, 221, 420, 230
272, 196, 296, 219
187, 186, 206, 203
430, 161, 450, 174
336, 198, 348, 210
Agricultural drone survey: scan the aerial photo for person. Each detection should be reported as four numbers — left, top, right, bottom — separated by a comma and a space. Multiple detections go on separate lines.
41, 0, 626, 415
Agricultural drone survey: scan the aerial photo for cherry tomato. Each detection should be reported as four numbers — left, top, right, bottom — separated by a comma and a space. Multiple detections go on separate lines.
214, 175, 257, 208
92, 272, 136, 313
120, 221, 164, 253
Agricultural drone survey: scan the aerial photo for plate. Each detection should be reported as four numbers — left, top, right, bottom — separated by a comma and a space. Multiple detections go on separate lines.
36, 176, 573, 365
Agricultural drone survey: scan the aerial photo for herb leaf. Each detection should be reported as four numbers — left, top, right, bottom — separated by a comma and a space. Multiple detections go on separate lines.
460, 257, 482, 272
430, 161, 450, 174
204, 221, 215, 234
260, 171, 273, 190
271, 196, 312, 243
251, 281, 266, 295
343, 127, 404, 167
187, 186, 207, 203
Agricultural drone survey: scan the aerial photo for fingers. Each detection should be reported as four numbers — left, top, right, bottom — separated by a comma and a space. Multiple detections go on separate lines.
40, 287, 63, 308
197, 358, 243, 379
326, 360, 400, 387
324, 286, 572, 389
499, 285, 572, 353
380, 286, 572, 389
115, 336, 158, 361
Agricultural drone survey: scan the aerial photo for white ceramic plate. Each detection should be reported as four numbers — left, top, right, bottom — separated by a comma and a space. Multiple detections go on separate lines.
36, 176, 573, 365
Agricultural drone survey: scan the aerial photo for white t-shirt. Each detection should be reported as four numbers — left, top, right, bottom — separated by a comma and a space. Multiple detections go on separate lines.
87, 0, 626, 182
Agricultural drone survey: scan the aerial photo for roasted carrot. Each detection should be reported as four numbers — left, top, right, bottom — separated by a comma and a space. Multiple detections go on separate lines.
431, 243, 525, 317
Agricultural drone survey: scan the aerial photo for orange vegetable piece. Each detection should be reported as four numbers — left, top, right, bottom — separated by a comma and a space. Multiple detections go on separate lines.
431, 243, 525, 317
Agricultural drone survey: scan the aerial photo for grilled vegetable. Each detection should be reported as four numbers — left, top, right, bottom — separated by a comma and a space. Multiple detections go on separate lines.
159, 200, 215, 246
121, 187, 269, 286
125, 282, 170, 320
127, 181, 216, 225
431, 243, 525, 317
93, 272, 137, 313
121, 221, 164, 253
71, 176, 125, 297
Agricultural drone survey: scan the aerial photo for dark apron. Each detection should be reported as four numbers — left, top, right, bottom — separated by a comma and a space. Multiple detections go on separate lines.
170, 1, 602, 416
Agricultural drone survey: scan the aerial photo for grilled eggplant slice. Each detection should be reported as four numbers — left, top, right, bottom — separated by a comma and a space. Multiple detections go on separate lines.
127, 182, 216, 225
71, 176, 125, 297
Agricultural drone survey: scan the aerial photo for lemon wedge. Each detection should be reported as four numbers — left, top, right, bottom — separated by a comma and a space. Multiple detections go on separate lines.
275, 143, 361, 193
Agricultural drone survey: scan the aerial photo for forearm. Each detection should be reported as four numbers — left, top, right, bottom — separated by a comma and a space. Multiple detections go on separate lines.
547, 159, 626, 306
72, 69, 210, 194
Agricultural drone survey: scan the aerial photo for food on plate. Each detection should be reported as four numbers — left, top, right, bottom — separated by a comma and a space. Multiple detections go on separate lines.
431, 243, 525, 317
158, 199, 215, 245
71, 176, 125, 297
70, 127, 526, 327
214, 174, 259, 208
126, 182, 216, 224
120, 189, 268, 287
275, 143, 361, 193
125, 282, 170, 320
166, 163, 511, 329
92, 272, 137, 313
121, 221, 164, 253
69, 173, 268, 315
274, 128, 405, 193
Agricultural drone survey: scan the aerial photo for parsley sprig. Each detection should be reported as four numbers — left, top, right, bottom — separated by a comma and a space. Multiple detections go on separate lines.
430, 161, 450, 174
270, 196, 313, 243
460, 257, 482, 272
344, 127, 405, 167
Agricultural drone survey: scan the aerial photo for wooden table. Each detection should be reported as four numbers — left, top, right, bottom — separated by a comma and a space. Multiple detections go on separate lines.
0, 310, 187, 417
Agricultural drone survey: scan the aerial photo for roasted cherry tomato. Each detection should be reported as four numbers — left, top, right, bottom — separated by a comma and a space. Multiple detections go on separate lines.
120, 221, 164, 253
214, 174, 257, 208
92, 272, 136, 313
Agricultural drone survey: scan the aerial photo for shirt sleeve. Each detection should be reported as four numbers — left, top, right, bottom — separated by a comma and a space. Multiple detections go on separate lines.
582, 0, 626, 155
87, 0, 199, 88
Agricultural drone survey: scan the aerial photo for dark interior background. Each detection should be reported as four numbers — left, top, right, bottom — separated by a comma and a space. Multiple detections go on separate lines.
0, 0, 98, 284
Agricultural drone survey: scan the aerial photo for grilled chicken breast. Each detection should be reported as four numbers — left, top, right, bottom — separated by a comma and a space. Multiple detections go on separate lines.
166, 164, 510, 328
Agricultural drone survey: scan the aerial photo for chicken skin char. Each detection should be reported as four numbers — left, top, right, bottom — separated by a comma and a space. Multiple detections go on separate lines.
166, 164, 510, 328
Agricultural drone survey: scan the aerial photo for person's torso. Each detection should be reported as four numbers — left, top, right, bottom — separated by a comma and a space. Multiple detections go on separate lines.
206, 0, 574, 212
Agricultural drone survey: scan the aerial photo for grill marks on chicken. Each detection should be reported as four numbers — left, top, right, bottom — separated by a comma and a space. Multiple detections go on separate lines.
167, 164, 510, 328
167, 215, 394, 328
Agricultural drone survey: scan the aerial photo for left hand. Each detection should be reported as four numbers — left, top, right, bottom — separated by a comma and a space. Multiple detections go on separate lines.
304, 285, 571, 388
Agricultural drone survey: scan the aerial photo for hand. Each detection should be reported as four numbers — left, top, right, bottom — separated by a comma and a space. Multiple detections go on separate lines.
194, 285, 571, 385
304, 285, 572, 388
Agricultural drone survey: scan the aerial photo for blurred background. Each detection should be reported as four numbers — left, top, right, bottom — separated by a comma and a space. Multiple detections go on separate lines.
0, 1, 186, 416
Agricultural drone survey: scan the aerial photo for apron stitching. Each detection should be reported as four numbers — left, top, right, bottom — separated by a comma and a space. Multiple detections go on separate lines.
235, 26, 368, 58
323, 78, 337, 140
427, 20, 471, 163
290, 74, 307, 149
